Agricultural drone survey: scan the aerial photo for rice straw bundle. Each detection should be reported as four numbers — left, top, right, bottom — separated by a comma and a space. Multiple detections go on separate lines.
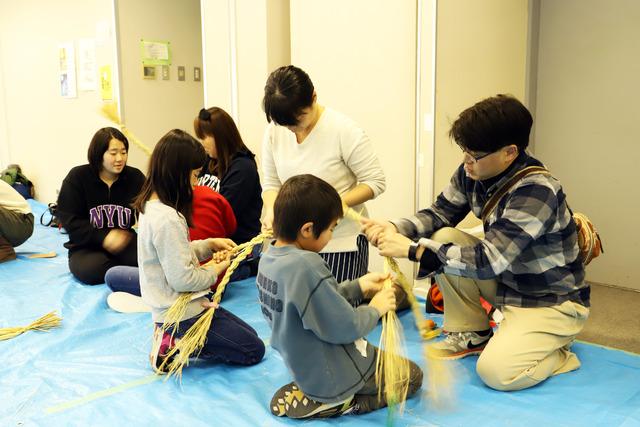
0, 311, 62, 341
375, 259, 411, 415
160, 233, 269, 379
100, 102, 153, 156
385, 257, 441, 340
343, 206, 440, 339
423, 342, 457, 410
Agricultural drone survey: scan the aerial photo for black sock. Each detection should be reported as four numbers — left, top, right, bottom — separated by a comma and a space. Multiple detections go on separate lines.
475, 328, 492, 336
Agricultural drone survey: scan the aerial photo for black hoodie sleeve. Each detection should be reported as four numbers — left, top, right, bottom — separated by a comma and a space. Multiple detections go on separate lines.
219, 156, 260, 217
56, 168, 109, 248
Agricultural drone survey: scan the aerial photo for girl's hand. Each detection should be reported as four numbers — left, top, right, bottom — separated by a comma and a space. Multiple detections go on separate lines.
201, 299, 219, 309
358, 272, 390, 299
212, 259, 231, 276
207, 238, 236, 252
360, 218, 396, 247
102, 229, 133, 254
212, 249, 231, 263
377, 231, 412, 258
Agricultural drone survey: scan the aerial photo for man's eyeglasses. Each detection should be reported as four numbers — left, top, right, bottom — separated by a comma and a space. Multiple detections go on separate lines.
458, 145, 496, 163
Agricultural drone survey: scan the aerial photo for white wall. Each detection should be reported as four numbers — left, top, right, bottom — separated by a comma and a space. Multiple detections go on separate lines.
115, 0, 204, 173
201, 0, 290, 158
0, 0, 118, 203
533, 0, 640, 290
290, 0, 418, 275
434, 0, 530, 228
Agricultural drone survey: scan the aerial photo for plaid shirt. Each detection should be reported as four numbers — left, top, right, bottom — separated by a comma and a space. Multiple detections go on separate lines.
393, 153, 589, 309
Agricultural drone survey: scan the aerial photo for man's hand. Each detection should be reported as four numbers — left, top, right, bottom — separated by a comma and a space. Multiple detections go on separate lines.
358, 272, 390, 299
360, 218, 396, 247
102, 229, 133, 254
377, 231, 413, 258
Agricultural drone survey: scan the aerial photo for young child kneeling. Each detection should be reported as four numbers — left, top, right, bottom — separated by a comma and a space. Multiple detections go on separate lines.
258, 174, 423, 419
136, 129, 264, 372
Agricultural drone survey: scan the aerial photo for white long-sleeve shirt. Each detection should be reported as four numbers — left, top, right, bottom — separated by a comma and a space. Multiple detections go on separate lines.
0, 180, 31, 215
261, 108, 385, 252
138, 200, 217, 322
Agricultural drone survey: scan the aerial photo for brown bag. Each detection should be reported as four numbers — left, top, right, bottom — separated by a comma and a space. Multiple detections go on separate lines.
481, 166, 603, 266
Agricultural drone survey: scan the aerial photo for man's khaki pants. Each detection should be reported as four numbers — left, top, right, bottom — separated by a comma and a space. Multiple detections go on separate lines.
431, 227, 589, 391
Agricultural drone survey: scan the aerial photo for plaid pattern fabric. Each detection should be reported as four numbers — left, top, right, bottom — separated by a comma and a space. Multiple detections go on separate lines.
393, 153, 589, 309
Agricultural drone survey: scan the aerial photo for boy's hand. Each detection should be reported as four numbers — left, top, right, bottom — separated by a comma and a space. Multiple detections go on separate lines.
360, 218, 396, 247
377, 231, 412, 258
207, 238, 236, 252
368, 287, 397, 317
358, 272, 390, 299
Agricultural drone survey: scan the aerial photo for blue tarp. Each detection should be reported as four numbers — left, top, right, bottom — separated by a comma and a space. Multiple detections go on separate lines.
1, 200, 639, 426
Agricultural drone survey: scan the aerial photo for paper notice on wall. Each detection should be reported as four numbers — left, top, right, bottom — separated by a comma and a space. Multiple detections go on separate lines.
100, 65, 113, 100
140, 39, 171, 65
78, 39, 97, 91
58, 42, 77, 98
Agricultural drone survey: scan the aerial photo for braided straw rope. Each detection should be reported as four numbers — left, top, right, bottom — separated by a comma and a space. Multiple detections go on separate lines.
159, 233, 269, 379
0, 311, 62, 341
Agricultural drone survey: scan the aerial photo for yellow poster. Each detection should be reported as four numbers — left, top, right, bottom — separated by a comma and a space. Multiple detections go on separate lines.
100, 65, 113, 100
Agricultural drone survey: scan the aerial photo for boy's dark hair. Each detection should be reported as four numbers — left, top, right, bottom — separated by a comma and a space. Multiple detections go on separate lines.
262, 65, 314, 126
273, 174, 343, 241
87, 127, 129, 172
194, 106, 255, 179
134, 129, 206, 227
449, 94, 533, 153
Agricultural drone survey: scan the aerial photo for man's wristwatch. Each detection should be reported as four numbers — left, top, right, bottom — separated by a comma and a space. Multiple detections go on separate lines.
408, 241, 420, 262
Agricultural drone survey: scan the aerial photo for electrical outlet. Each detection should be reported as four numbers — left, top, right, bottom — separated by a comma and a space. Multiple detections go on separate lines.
177, 66, 185, 81
162, 65, 170, 80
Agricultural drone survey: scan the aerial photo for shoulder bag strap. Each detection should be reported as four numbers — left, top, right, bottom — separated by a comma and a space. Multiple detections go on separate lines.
480, 166, 551, 222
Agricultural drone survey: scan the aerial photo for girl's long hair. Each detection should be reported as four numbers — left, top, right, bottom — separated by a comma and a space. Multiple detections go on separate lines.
193, 107, 254, 179
134, 129, 206, 226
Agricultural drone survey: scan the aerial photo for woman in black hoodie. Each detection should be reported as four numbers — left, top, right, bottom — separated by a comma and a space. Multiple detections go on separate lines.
57, 127, 145, 285
194, 107, 262, 245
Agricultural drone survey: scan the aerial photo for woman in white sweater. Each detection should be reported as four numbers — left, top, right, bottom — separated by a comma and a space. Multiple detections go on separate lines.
261, 65, 386, 282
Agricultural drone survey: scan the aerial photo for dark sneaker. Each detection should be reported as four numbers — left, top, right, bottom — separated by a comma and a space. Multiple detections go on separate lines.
149, 326, 177, 374
429, 330, 493, 360
270, 382, 355, 418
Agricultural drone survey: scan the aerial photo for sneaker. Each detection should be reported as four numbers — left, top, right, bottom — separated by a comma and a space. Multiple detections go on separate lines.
270, 382, 355, 419
149, 326, 178, 374
429, 330, 493, 360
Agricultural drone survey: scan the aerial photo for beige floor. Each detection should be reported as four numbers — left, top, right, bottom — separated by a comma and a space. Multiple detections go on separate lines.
577, 282, 640, 354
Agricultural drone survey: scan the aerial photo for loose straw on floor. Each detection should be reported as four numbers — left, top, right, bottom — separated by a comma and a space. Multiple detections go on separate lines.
0, 311, 62, 341
160, 233, 269, 379
375, 259, 411, 416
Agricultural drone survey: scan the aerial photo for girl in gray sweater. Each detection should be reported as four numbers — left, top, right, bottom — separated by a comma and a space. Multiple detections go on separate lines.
134, 129, 264, 373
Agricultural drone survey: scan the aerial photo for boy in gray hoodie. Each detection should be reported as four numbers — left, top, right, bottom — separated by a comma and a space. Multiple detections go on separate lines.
258, 174, 423, 419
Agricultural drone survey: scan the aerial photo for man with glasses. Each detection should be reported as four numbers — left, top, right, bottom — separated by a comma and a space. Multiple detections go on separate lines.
362, 94, 589, 391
